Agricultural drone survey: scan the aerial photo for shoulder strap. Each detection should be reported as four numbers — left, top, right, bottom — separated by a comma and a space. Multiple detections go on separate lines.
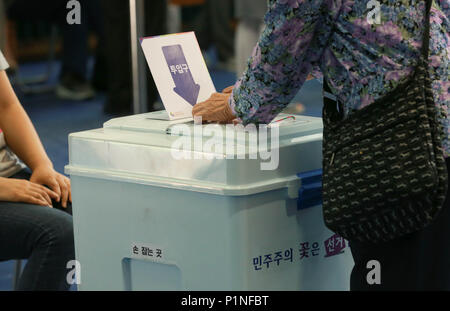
323, 79, 344, 124
422, 0, 432, 60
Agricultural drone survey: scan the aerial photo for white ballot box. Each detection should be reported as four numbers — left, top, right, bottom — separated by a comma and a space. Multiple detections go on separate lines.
65, 111, 354, 291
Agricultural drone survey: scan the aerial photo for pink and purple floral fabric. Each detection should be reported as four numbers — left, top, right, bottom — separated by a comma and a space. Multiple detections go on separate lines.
230, 0, 449, 156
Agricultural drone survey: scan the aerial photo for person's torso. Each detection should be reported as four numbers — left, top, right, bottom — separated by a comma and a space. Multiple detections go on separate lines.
319, 0, 449, 155
0, 131, 25, 178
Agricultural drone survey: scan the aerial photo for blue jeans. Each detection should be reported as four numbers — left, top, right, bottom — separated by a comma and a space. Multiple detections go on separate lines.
0, 170, 74, 291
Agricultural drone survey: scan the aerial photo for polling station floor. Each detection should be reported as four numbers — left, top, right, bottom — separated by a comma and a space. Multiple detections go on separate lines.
0, 57, 323, 291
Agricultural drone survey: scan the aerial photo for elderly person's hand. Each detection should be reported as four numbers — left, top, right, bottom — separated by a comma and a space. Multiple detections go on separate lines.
192, 86, 236, 123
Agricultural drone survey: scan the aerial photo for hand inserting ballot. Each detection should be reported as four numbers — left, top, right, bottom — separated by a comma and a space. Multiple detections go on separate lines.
192, 86, 236, 124
192, 74, 315, 124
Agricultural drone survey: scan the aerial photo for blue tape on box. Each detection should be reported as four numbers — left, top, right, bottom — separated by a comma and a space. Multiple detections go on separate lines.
297, 169, 323, 210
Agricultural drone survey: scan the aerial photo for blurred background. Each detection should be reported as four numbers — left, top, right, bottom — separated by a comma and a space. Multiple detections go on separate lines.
0, 0, 322, 290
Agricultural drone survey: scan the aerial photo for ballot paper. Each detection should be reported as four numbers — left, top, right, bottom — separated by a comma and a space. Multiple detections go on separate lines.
140, 32, 216, 120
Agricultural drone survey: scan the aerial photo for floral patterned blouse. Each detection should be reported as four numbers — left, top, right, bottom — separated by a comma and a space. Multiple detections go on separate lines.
230, 0, 450, 157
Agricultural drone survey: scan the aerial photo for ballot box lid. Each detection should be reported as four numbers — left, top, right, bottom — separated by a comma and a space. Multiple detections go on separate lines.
65, 111, 323, 196
102, 110, 320, 139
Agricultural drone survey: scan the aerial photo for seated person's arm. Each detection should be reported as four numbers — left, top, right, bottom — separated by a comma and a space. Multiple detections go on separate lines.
0, 71, 71, 207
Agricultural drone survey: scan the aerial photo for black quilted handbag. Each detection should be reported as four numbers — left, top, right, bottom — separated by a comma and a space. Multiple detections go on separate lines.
322, 0, 448, 244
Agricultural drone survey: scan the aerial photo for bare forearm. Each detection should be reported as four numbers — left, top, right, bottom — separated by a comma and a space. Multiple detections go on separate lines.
0, 71, 52, 170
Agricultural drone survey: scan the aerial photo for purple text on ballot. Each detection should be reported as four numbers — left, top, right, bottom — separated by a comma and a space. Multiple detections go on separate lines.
162, 44, 200, 106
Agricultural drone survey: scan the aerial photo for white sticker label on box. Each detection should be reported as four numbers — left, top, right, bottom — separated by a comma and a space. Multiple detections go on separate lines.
131, 242, 165, 262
